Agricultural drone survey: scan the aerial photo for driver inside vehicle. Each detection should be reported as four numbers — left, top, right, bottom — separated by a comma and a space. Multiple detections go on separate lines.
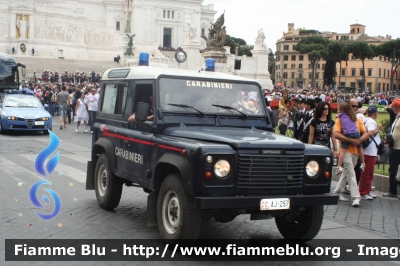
128, 94, 154, 123
231, 91, 259, 115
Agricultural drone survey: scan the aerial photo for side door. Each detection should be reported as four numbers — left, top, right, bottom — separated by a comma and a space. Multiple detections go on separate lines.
98, 81, 130, 173
122, 81, 155, 184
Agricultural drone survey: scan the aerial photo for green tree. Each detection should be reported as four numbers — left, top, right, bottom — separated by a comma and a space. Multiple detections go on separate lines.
295, 36, 329, 88
323, 59, 336, 88
326, 42, 347, 86
375, 39, 400, 92
224, 35, 253, 56
269, 51, 276, 84
347, 41, 375, 91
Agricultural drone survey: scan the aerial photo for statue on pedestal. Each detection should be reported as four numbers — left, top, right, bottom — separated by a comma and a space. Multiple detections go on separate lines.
186, 21, 197, 43
16, 15, 29, 39
255, 28, 266, 48
201, 13, 226, 51
124, 33, 135, 56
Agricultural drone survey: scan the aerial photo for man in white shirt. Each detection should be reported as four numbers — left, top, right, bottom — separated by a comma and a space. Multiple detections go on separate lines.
320, 93, 326, 102
358, 106, 382, 200
85, 86, 99, 134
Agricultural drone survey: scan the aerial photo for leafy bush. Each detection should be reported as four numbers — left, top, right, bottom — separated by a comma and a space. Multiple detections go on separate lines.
380, 119, 390, 135
362, 104, 387, 113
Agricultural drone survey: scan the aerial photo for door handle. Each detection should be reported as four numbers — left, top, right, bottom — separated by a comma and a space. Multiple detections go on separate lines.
123, 140, 130, 146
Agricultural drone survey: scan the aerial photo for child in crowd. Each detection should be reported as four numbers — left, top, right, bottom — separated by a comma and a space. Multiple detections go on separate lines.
336, 102, 365, 175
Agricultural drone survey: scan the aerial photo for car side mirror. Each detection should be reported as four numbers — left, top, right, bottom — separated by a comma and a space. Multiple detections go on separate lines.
136, 102, 150, 123
44, 104, 49, 111
21, 67, 26, 77
270, 109, 278, 127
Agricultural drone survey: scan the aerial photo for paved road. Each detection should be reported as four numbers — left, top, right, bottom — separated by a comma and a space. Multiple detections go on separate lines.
0, 122, 399, 266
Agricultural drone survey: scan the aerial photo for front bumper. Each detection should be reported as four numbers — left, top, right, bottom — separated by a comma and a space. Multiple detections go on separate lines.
2, 119, 52, 130
195, 194, 338, 209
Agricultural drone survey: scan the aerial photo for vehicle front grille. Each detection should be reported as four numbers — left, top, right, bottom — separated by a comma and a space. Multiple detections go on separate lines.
26, 119, 34, 127
237, 152, 304, 190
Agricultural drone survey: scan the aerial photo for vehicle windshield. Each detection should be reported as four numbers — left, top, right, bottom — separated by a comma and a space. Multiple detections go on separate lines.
4, 97, 43, 108
0, 64, 18, 86
159, 78, 265, 116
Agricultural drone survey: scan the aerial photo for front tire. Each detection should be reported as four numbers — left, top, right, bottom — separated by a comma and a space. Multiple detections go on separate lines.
275, 205, 323, 240
94, 153, 123, 210
157, 174, 201, 243
0, 120, 6, 134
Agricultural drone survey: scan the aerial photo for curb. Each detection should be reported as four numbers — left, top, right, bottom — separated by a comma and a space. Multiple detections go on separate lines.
332, 167, 390, 192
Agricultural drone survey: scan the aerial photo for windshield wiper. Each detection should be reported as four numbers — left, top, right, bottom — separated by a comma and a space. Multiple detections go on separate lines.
212, 104, 247, 117
168, 103, 204, 116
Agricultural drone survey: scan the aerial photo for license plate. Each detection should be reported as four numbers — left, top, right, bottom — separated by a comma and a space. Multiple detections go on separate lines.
35, 121, 44, 125
260, 198, 290, 210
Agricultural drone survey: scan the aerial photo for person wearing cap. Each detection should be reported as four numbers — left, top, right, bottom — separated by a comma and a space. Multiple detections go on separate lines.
385, 103, 397, 134
358, 106, 382, 200
383, 99, 400, 198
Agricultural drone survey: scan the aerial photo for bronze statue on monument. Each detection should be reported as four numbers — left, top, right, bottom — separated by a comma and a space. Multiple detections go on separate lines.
124, 34, 136, 56
201, 12, 226, 51
201, 13, 227, 63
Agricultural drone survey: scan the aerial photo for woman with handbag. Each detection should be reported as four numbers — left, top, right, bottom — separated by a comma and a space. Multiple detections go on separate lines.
308, 101, 338, 154
276, 99, 292, 136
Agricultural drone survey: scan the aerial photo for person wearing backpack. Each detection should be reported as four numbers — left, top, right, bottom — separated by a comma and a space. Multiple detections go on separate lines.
358, 106, 382, 200
47, 88, 57, 116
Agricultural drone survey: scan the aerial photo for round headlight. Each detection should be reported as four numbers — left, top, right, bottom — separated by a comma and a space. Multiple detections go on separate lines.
214, 159, 230, 178
306, 160, 320, 177
206, 156, 213, 163
325, 157, 331, 164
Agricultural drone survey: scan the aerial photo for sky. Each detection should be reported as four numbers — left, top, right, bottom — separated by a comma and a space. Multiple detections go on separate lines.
202, 0, 397, 53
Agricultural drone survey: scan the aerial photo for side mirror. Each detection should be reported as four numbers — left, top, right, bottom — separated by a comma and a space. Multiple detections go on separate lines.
270, 109, 278, 127
21, 67, 26, 77
135, 102, 150, 123
44, 104, 49, 111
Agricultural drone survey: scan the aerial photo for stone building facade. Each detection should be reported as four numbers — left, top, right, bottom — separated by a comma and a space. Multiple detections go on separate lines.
275, 23, 400, 93
275, 23, 332, 89
0, 0, 216, 61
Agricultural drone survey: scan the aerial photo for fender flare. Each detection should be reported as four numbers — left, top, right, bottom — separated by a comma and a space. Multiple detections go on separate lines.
155, 153, 193, 195
92, 137, 115, 172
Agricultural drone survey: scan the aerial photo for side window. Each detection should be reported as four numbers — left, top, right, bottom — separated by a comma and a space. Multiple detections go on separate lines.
133, 83, 153, 112
101, 83, 128, 115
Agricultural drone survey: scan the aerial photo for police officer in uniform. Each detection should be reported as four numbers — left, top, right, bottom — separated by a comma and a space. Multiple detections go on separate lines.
295, 98, 306, 140
299, 99, 315, 143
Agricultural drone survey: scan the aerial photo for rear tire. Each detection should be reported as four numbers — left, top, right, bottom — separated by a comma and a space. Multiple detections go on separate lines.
94, 153, 123, 210
275, 205, 323, 240
157, 174, 201, 243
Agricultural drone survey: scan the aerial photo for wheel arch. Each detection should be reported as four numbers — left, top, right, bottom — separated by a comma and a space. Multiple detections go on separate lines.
92, 137, 115, 172
154, 153, 193, 195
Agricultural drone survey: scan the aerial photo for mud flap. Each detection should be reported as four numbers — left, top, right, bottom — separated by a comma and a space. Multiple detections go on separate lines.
146, 191, 159, 227
86, 161, 95, 190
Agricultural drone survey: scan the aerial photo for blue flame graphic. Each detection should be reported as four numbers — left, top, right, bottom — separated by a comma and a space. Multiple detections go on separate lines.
35, 130, 60, 177
29, 180, 62, 220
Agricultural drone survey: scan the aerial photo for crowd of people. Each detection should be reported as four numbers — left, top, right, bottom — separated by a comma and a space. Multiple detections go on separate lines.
29, 70, 104, 84
22, 80, 100, 134
268, 88, 400, 207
